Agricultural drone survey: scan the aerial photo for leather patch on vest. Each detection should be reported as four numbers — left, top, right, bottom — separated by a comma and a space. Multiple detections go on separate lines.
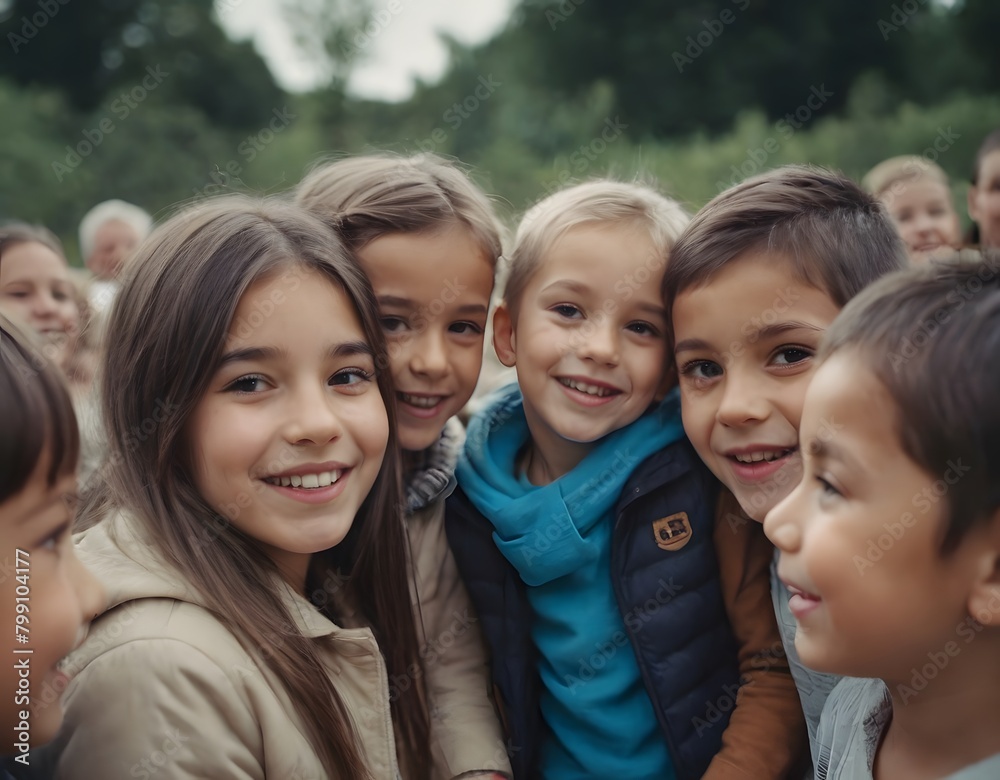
653, 512, 692, 551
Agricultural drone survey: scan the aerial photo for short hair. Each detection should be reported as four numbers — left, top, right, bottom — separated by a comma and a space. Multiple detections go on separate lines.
78, 199, 153, 261
0, 313, 79, 503
967, 129, 1000, 246
504, 178, 690, 319
820, 249, 1000, 553
862, 155, 951, 198
0, 221, 65, 259
295, 153, 504, 268
663, 166, 908, 324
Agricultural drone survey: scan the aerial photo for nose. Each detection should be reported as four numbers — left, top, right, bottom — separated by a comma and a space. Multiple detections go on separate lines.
283, 381, 346, 446
30, 291, 60, 321
577, 316, 619, 365
716, 365, 771, 427
763, 482, 804, 553
408, 326, 449, 381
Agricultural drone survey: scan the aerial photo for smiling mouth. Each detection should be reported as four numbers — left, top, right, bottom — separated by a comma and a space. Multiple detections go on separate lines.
557, 378, 620, 397
263, 469, 343, 489
398, 392, 445, 408
731, 448, 795, 464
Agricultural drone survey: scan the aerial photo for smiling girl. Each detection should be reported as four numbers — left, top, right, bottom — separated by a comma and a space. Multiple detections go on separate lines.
46, 197, 431, 779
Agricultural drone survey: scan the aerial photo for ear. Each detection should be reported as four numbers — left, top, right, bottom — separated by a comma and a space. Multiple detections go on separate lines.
492, 302, 517, 368
966, 509, 1000, 627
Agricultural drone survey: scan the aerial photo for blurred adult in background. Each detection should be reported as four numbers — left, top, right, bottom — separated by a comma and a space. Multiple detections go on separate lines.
78, 199, 153, 319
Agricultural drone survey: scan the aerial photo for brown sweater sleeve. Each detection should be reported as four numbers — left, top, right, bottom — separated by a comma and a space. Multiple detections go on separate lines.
701, 489, 809, 780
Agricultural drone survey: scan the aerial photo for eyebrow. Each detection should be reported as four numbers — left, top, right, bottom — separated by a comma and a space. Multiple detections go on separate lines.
674, 320, 824, 354
539, 279, 591, 297
378, 295, 488, 317
219, 341, 374, 367
808, 437, 861, 472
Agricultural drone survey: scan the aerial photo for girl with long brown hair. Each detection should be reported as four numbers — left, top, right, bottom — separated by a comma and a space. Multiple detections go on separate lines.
48, 196, 431, 779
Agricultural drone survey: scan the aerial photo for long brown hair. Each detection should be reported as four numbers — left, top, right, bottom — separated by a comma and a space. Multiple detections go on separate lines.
81, 196, 431, 778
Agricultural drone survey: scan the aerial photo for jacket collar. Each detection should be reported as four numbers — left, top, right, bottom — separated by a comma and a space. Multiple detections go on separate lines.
404, 416, 464, 513
76, 511, 345, 639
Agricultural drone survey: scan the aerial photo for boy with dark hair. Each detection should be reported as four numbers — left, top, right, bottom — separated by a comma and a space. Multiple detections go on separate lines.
766, 252, 1000, 779
663, 165, 908, 769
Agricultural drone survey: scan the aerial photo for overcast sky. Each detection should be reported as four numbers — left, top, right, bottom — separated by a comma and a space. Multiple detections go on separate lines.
219, 0, 518, 101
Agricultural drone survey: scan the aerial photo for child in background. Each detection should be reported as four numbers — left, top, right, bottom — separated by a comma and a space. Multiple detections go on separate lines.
862, 155, 961, 262
0, 315, 104, 776
663, 165, 908, 771
45, 197, 433, 779
0, 224, 82, 375
448, 179, 805, 780
296, 154, 511, 779
766, 254, 1000, 779
967, 129, 1000, 249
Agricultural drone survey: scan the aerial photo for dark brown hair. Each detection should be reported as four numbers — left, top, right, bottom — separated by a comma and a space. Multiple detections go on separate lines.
966, 128, 1000, 246
663, 165, 908, 337
81, 196, 430, 778
0, 313, 79, 502
820, 249, 1000, 553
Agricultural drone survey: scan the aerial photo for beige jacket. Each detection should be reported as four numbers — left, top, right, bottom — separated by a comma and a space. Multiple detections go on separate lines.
406, 498, 510, 779
50, 512, 402, 780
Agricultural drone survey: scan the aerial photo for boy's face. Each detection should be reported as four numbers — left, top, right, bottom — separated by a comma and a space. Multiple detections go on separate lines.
764, 352, 989, 680
0, 459, 104, 750
357, 227, 494, 453
493, 223, 670, 473
881, 178, 961, 261
673, 251, 840, 521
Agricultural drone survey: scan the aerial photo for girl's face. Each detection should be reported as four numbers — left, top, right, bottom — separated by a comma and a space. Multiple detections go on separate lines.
188, 267, 389, 592
0, 455, 104, 749
357, 226, 494, 454
0, 241, 80, 364
969, 149, 1000, 249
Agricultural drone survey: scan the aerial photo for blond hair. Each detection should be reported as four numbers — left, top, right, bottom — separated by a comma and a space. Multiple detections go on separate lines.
504, 179, 690, 319
862, 155, 950, 198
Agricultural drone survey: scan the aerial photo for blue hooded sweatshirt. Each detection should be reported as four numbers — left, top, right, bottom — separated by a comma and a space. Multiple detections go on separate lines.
457, 384, 686, 778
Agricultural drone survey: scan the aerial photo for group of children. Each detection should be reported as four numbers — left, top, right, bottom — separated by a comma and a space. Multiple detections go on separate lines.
0, 126, 999, 780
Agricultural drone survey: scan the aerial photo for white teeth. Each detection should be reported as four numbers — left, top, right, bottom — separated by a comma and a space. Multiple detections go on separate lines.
400, 393, 442, 408
559, 378, 615, 397
733, 450, 790, 464
264, 470, 342, 489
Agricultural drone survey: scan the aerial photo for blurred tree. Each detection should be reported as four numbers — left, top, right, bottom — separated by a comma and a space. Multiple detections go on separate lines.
0, 0, 371, 130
